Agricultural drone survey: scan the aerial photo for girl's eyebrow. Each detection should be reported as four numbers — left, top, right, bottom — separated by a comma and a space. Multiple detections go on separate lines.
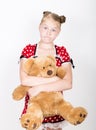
42, 24, 58, 29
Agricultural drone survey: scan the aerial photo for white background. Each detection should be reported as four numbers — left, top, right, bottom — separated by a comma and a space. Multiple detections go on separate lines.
0, 0, 96, 130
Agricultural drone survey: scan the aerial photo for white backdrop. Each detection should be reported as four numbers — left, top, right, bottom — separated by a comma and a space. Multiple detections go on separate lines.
0, 0, 95, 130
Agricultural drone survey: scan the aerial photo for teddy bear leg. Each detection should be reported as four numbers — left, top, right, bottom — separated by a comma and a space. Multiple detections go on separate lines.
20, 102, 43, 130
56, 101, 87, 125
65, 107, 87, 125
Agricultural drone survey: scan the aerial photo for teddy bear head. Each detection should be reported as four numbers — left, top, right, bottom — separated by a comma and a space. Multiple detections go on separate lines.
24, 55, 59, 78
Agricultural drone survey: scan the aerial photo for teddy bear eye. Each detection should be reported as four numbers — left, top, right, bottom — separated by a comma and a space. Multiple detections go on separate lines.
49, 64, 52, 66
43, 67, 45, 69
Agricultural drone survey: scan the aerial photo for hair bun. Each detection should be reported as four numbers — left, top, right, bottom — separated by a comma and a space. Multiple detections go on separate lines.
43, 11, 51, 16
42, 11, 66, 24
60, 15, 66, 23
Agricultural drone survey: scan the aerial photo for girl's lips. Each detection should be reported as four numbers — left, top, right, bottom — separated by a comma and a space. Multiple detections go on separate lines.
44, 36, 51, 39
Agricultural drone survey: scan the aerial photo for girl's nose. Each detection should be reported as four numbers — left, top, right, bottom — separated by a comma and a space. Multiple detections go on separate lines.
47, 29, 51, 35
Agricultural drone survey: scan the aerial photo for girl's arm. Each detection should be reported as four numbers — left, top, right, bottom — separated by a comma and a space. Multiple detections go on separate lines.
28, 62, 73, 97
19, 58, 59, 86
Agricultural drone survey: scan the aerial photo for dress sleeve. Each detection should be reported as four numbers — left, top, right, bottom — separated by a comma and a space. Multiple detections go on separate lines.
20, 44, 36, 59
58, 46, 70, 63
55, 45, 75, 68
60, 46, 75, 68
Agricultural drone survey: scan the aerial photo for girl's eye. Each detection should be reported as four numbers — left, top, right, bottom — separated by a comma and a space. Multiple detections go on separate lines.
49, 64, 52, 66
52, 29, 56, 32
44, 27, 47, 30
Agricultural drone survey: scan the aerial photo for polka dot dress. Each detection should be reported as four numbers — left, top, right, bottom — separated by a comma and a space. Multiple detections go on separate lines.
20, 44, 37, 58
20, 43, 71, 123
55, 45, 70, 66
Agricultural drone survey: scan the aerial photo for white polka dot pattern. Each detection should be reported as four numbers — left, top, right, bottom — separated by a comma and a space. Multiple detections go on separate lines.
55, 45, 70, 66
21, 44, 36, 58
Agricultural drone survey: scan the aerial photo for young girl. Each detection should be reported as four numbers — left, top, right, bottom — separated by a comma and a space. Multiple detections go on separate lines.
19, 11, 74, 130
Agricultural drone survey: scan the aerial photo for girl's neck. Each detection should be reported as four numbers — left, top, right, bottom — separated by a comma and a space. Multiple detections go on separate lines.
38, 41, 54, 49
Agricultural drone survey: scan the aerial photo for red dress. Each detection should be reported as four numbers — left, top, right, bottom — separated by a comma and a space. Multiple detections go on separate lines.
20, 43, 73, 123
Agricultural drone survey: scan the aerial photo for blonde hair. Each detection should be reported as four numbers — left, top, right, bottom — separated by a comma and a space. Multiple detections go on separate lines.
40, 11, 66, 25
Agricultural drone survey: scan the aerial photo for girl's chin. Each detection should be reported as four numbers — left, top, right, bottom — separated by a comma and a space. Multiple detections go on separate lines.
43, 40, 52, 43
43, 42, 52, 44
42, 38, 52, 42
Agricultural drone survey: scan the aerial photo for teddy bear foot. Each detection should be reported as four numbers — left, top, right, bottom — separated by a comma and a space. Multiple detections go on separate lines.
20, 113, 43, 130
67, 107, 87, 125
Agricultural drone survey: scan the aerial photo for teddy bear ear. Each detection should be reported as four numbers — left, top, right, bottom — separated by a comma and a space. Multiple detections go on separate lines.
24, 58, 35, 74
56, 67, 66, 79
47, 55, 56, 62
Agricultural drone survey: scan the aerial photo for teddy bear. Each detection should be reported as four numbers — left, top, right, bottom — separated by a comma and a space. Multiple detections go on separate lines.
12, 55, 65, 100
12, 55, 87, 130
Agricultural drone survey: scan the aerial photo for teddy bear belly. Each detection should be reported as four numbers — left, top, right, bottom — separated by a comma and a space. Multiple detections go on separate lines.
31, 92, 63, 102
30, 92, 64, 116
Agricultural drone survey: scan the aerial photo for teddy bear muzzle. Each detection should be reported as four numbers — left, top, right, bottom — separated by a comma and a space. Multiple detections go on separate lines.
47, 70, 53, 75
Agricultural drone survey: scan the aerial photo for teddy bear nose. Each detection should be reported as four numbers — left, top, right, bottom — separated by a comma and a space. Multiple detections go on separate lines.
47, 70, 53, 75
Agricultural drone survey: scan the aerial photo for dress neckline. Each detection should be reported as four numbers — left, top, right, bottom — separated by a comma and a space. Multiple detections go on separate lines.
35, 43, 57, 57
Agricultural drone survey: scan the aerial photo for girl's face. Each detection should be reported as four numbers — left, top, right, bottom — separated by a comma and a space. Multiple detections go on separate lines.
39, 18, 61, 44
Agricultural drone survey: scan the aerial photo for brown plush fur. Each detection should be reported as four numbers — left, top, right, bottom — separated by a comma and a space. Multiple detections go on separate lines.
12, 56, 87, 130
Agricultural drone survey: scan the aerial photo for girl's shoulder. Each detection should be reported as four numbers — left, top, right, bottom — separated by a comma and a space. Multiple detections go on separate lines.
55, 44, 75, 68
55, 44, 70, 66
20, 43, 37, 58
55, 45, 70, 61
23, 43, 37, 50
55, 44, 67, 52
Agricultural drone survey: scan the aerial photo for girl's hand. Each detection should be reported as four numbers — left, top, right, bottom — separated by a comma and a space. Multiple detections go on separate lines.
28, 87, 40, 98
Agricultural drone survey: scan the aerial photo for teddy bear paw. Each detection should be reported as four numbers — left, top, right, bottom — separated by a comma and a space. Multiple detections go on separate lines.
20, 113, 43, 130
68, 107, 87, 125
12, 94, 24, 100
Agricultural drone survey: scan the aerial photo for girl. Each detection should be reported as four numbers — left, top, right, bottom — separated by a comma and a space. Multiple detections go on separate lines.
19, 11, 74, 130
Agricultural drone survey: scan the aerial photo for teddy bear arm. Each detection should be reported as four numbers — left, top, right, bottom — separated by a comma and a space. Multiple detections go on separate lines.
12, 85, 31, 100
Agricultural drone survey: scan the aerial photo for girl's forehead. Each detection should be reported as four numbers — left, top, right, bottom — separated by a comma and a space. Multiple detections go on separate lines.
41, 18, 60, 28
